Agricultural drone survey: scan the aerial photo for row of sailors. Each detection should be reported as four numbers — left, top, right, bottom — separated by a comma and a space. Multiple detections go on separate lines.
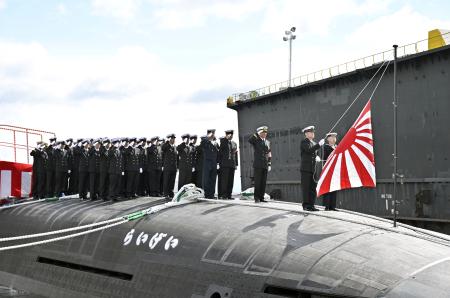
30, 129, 238, 201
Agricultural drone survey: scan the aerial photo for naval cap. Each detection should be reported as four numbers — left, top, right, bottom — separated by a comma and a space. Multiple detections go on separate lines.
166, 133, 176, 139
326, 132, 337, 138
138, 137, 146, 143
256, 126, 268, 133
189, 134, 198, 139
181, 134, 190, 139
65, 138, 73, 143
302, 125, 315, 133
81, 139, 90, 145
150, 136, 158, 142
49, 137, 57, 142
225, 129, 234, 134
111, 138, 121, 144
76, 138, 83, 143
102, 138, 111, 144
207, 129, 216, 134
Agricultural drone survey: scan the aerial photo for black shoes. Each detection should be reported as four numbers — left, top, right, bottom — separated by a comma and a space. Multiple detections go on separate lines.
305, 206, 319, 211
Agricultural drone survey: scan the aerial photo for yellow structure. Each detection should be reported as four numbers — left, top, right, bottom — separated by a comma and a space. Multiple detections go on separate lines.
428, 29, 450, 50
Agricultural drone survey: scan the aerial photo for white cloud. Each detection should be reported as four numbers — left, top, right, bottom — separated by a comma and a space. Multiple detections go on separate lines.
57, 3, 67, 15
91, 0, 141, 22
151, 0, 265, 29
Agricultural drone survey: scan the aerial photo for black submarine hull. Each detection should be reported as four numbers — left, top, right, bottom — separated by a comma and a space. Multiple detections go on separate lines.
1, 197, 450, 297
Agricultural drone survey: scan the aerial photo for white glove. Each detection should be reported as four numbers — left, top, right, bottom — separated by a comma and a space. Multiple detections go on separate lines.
315, 156, 321, 162
139, 168, 143, 173
319, 139, 325, 146
121, 171, 125, 176
217, 164, 220, 170
161, 167, 164, 171
68, 170, 71, 174
268, 166, 271, 172
192, 167, 195, 172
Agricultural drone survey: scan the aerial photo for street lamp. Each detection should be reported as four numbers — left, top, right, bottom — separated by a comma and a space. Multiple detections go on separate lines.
283, 27, 296, 87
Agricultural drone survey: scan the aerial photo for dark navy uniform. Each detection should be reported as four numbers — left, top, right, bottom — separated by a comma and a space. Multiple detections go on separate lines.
192, 137, 203, 188
300, 127, 322, 210
69, 139, 83, 195
99, 140, 110, 200
88, 144, 101, 200
78, 143, 90, 200
177, 134, 193, 190
146, 137, 163, 196
30, 145, 47, 199
136, 138, 147, 196
248, 131, 271, 202
64, 139, 74, 194
123, 139, 141, 198
162, 135, 178, 198
54, 142, 69, 197
218, 134, 238, 199
108, 139, 123, 201
200, 131, 219, 199
45, 139, 56, 197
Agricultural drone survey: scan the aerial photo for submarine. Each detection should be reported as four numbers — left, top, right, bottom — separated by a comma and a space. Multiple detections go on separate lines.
1, 193, 450, 298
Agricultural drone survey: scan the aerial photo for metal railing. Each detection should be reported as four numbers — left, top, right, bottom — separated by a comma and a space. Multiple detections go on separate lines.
227, 31, 450, 105
0, 125, 56, 164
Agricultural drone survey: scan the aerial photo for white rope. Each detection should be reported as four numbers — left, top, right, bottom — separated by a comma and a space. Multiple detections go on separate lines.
0, 198, 198, 251
326, 60, 388, 135
0, 219, 128, 251
0, 217, 124, 242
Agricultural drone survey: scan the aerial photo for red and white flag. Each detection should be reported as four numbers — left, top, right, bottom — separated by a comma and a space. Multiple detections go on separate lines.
316, 100, 376, 197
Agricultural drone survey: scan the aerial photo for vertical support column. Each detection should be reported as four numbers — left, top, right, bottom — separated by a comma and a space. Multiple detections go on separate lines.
13, 130, 17, 163
393, 44, 398, 228
26, 128, 30, 164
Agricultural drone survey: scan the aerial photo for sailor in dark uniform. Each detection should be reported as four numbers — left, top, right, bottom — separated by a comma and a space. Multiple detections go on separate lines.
191, 135, 203, 187
30, 141, 48, 199
45, 137, 57, 197
99, 138, 110, 201
108, 138, 123, 201
119, 137, 129, 197
146, 136, 163, 197
88, 139, 102, 200
123, 137, 141, 198
162, 134, 178, 198
78, 139, 90, 200
158, 138, 165, 196
300, 126, 325, 211
321, 132, 338, 211
136, 137, 147, 196
200, 129, 219, 199
64, 138, 74, 194
177, 134, 193, 190
70, 138, 83, 196
219, 130, 238, 199
248, 126, 271, 203
54, 140, 70, 197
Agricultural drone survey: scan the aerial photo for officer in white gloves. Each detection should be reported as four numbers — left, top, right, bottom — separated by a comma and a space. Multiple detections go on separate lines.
248, 126, 271, 203
300, 126, 325, 211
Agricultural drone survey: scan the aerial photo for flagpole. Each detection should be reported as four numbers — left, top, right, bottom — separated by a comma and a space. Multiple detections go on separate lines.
393, 44, 398, 228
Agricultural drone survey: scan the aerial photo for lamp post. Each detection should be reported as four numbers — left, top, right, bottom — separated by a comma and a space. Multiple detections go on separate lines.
283, 27, 296, 87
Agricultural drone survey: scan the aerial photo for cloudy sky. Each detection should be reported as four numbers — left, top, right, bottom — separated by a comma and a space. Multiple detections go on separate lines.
1, 0, 449, 163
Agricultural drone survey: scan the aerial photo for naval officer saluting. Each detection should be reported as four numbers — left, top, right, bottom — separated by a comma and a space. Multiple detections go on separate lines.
248, 126, 271, 203
300, 126, 325, 211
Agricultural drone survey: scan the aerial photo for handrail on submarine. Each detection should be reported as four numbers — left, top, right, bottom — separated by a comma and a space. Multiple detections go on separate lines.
228, 31, 450, 105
